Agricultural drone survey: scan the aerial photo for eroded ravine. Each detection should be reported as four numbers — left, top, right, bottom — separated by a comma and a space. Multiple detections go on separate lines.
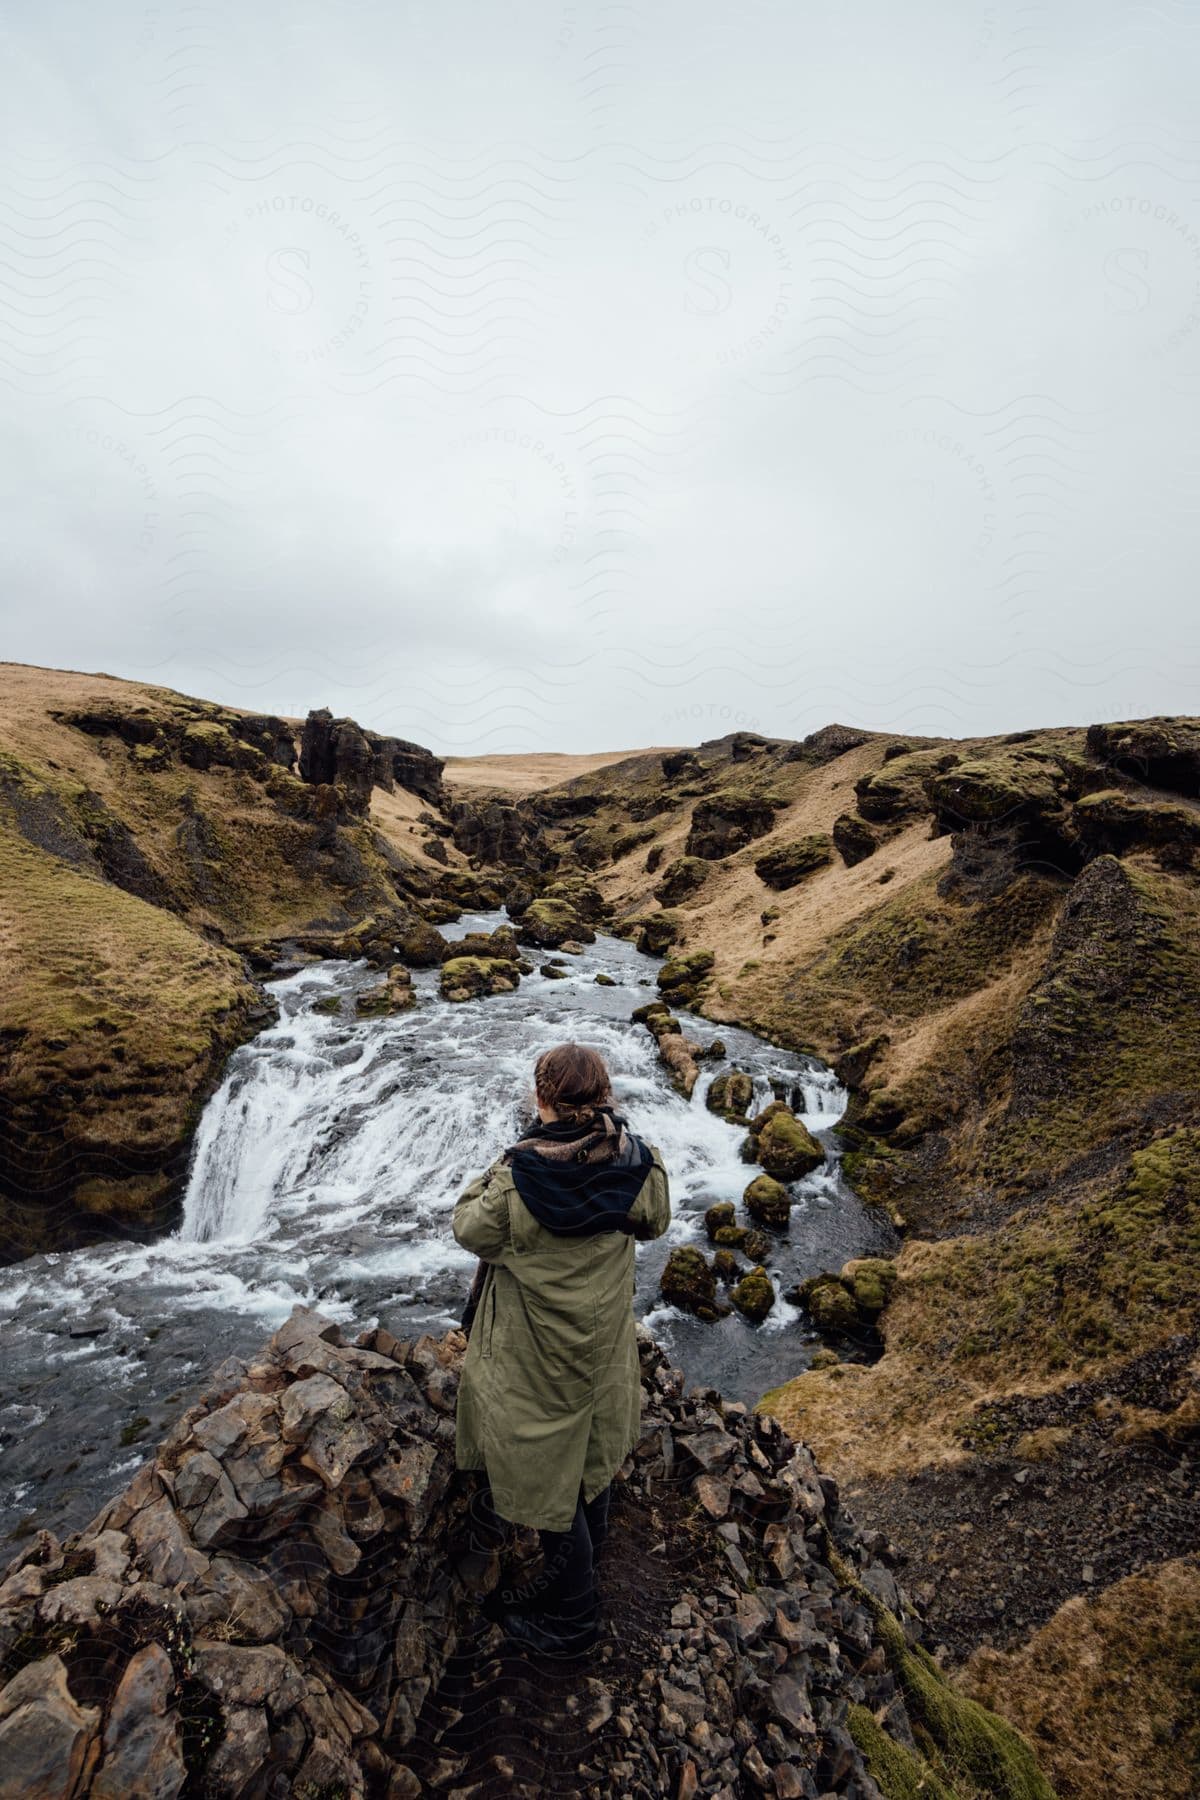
0, 912, 896, 1543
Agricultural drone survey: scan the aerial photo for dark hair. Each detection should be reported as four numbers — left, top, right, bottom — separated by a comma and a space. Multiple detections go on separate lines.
535, 1043, 613, 1123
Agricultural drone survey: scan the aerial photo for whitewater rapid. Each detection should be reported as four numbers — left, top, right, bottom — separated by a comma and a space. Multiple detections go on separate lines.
0, 913, 896, 1542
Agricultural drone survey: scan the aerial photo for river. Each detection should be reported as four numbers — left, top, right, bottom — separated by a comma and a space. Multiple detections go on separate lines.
0, 913, 897, 1544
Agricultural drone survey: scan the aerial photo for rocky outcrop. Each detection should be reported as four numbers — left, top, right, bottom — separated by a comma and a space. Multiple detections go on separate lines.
298, 712, 446, 818
1086, 717, 1200, 797
0, 1308, 1050, 1800
756, 836, 834, 890
686, 790, 786, 860
654, 855, 710, 904
832, 814, 878, 868
657, 949, 716, 1007
784, 724, 873, 766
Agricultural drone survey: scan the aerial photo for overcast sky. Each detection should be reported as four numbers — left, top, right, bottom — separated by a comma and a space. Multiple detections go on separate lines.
2, 3, 1198, 754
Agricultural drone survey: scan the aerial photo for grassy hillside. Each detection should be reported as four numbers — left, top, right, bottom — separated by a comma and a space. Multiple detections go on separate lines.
4, 665, 1196, 1796
448, 715, 1200, 1800
0, 663, 465, 1256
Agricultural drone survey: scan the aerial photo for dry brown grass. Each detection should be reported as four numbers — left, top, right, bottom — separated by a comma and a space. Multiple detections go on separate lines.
443, 747, 682, 797
955, 1556, 1200, 1799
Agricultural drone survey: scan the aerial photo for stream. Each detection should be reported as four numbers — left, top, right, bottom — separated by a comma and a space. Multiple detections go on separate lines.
0, 913, 897, 1544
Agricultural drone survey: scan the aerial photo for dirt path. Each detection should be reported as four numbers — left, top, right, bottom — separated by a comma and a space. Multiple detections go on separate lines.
401, 1476, 726, 1797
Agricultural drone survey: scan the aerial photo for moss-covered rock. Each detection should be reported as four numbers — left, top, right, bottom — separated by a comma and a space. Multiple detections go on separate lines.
657, 948, 715, 1005
1086, 716, 1200, 796
713, 1223, 749, 1250
398, 920, 448, 967
610, 826, 657, 861
654, 856, 710, 904
754, 1109, 824, 1180
744, 1173, 792, 1229
632, 997, 671, 1025
594, 972, 616, 986
856, 1592, 1055, 1800
659, 1246, 723, 1321
712, 1247, 742, 1282
833, 813, 878, 867
540, 962, 570, 980
1071, 788, 1200, 868
704, 1201, 736, 1241
356, 967, 416, 1016
706, 1070, 754, 1120
634, 910, 682, 955
854, 748, 960, 823
800, 1273, 861, 1333
516, 897, 595, 949
731, 1265, 775, 1322
833, 1033, 890, 1087
439, 955, 520, 1001
441, 925, 519, 963
755, 835, 834, 890
743, 1227, 772, 1264
843, 1256, 899, 1317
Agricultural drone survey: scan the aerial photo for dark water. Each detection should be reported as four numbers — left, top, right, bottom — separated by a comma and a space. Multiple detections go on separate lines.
0, 913, 896, 1544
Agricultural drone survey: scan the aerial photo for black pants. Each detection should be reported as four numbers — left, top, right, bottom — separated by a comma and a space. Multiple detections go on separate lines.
487, 1482, 611, 1629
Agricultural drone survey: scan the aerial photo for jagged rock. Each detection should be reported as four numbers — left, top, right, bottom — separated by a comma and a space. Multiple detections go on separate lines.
0, 1308, 1049, 1800
662, 750, 702, 781
686, 791, 786, 860
1072, 788, 1200, 869
743, 1227, 772, 1264
784, 724, 872, 765
654, 856, 710, 904
0, 1655, 101, 1799
755, 836, 833, 890
832, 813, 878, 867
744, 1174, 791, 1230
91, 1643, 186, 1799
1086, 717, 1200, 797
707, 1071, 754, 1121
298, 708, 377, 816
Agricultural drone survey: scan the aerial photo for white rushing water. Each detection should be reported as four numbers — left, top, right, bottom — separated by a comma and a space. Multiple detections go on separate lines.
0, 913, 895, 1542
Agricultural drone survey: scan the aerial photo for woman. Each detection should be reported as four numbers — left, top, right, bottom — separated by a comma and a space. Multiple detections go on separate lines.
453, 1041, 671, 1654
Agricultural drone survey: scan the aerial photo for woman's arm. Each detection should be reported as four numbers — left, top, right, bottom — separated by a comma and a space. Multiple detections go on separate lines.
452, 1159, 514, 1262
627, 1146, 672, 1240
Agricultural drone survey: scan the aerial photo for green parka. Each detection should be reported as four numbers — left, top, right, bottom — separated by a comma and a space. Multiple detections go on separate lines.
452, 1145, 671, 1531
